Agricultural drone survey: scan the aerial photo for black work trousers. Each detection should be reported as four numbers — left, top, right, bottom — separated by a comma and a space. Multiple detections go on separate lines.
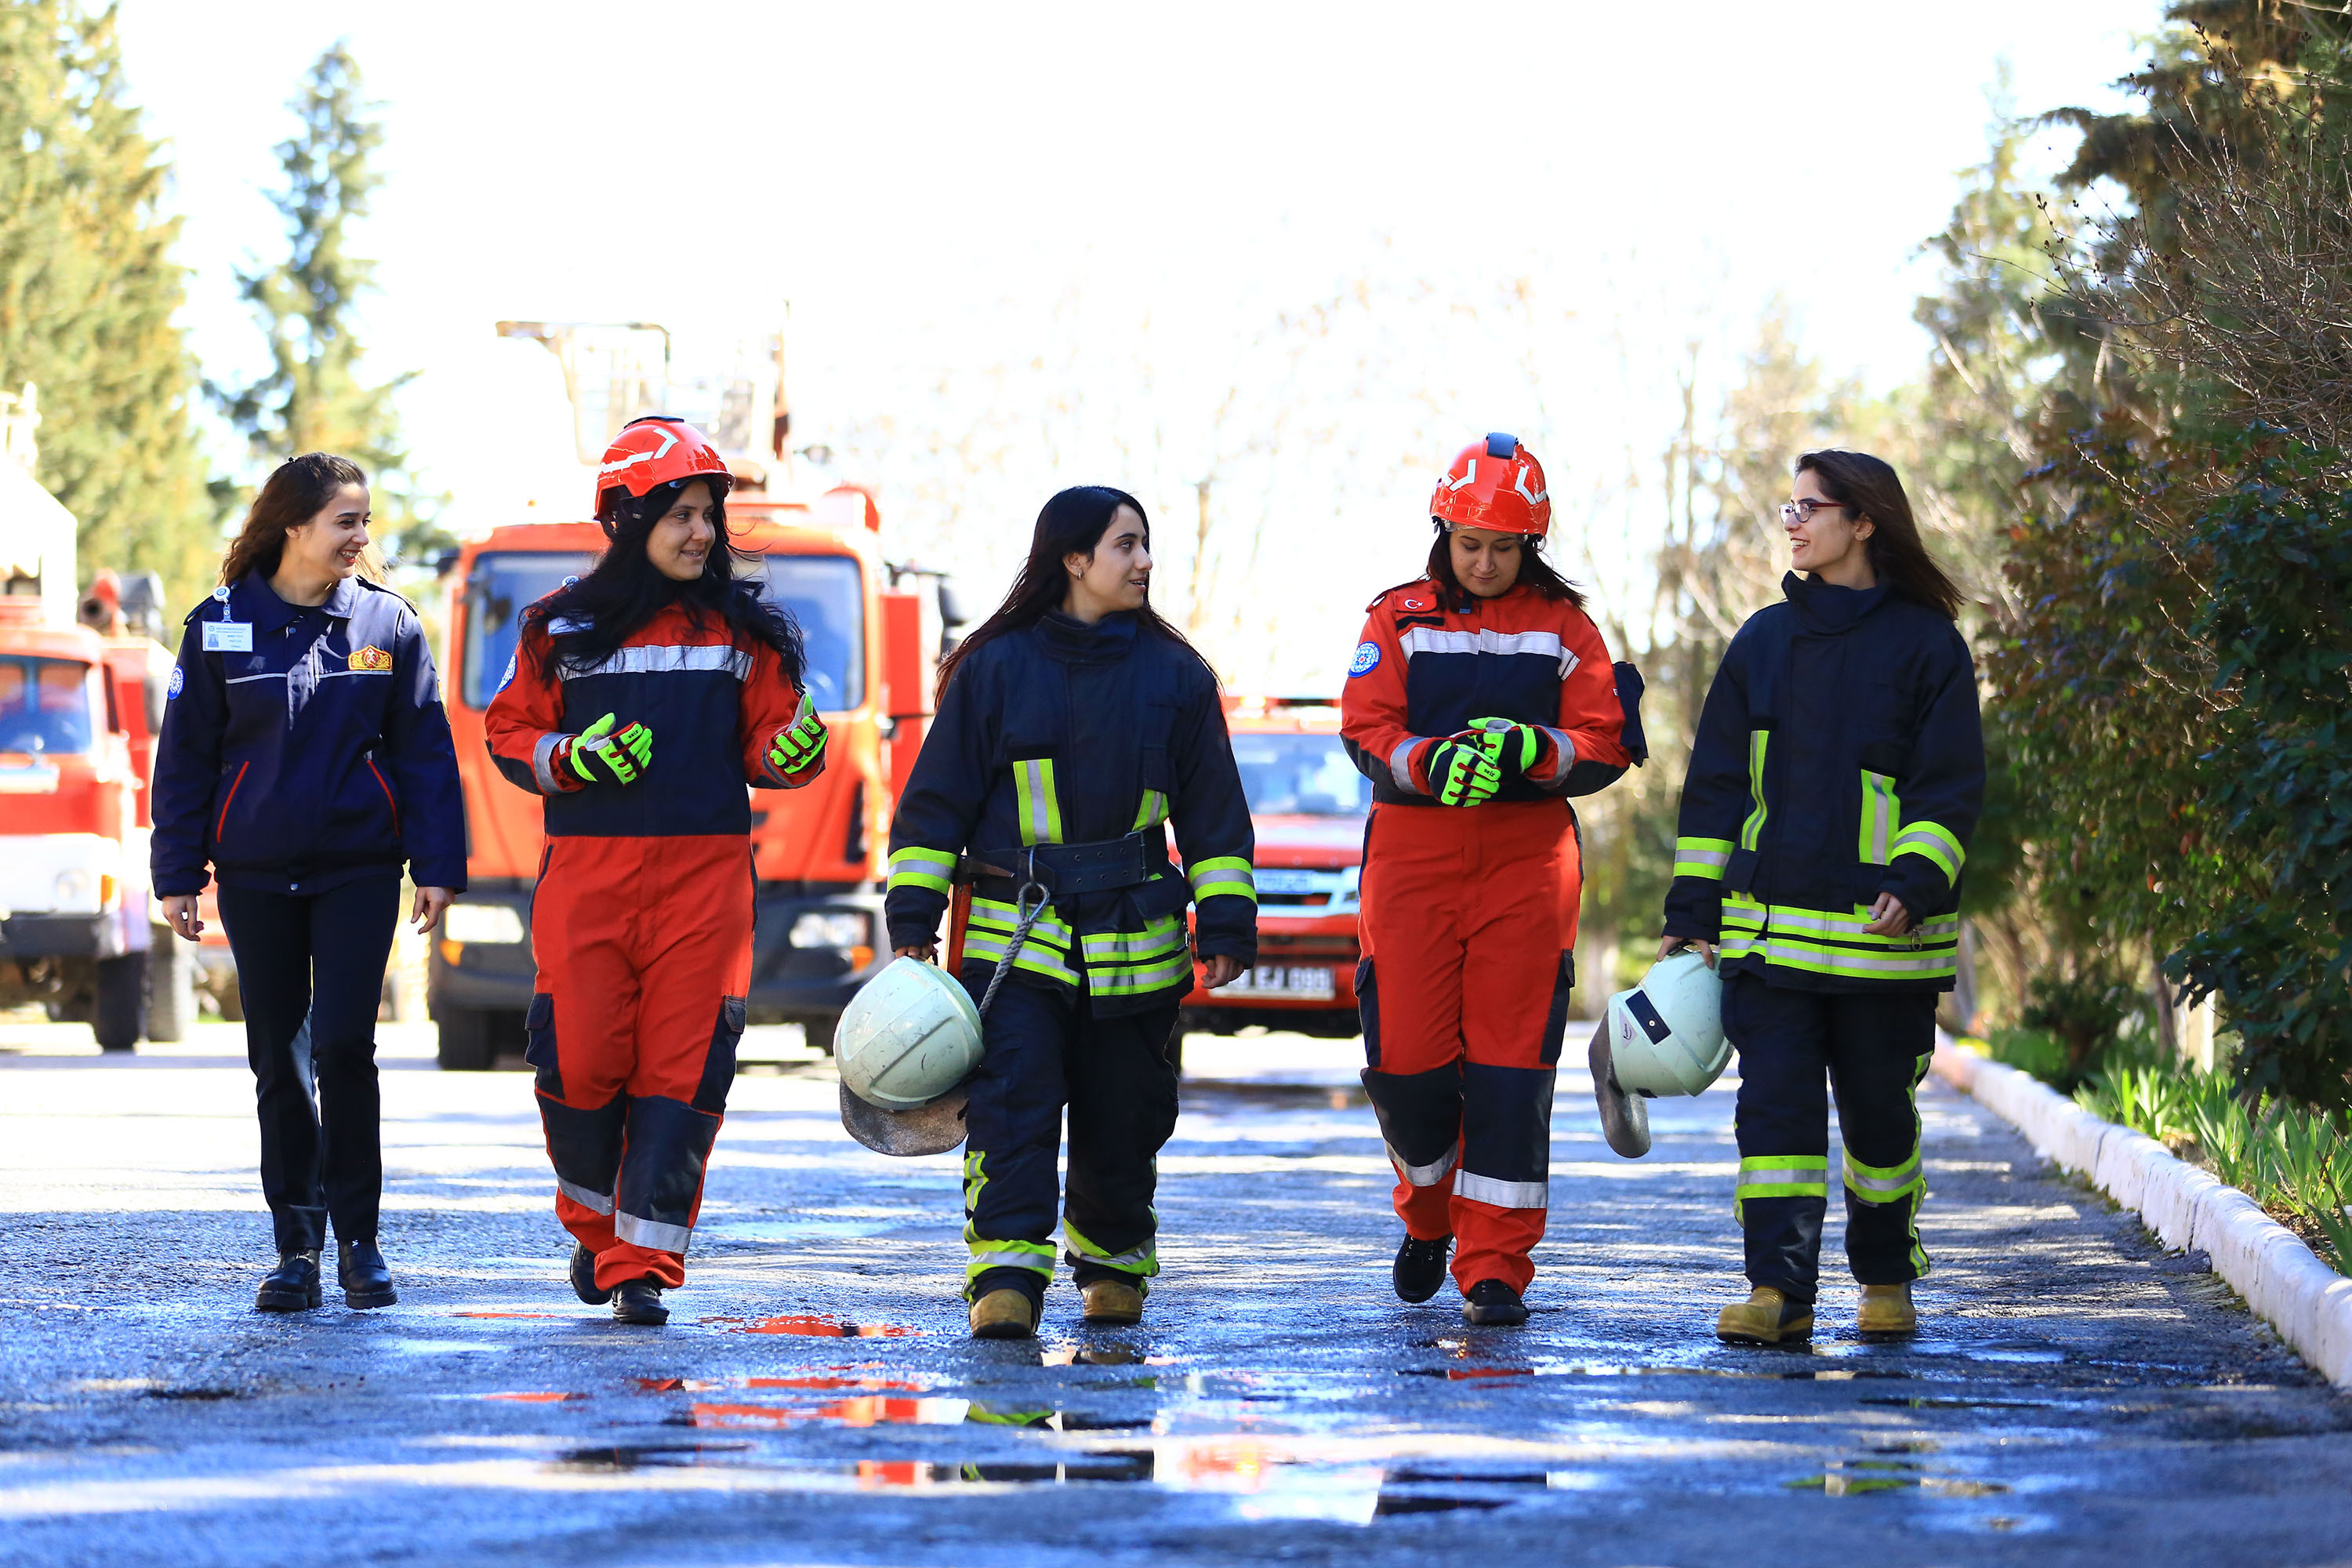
1725, 971, 1936, 1304
217, 875, 401, 1252
959, 967, 1181, 1305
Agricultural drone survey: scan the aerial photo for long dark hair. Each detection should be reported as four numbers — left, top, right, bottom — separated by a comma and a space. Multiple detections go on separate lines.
1793, 449, 1963, 620
220, 452, 372, 586
524, 477, 806, 682
1422, 524, 1586, 610
935, 485, 1213, 691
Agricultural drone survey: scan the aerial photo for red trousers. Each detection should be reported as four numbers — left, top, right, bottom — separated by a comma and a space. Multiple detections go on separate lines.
1358, 800, 1580, 1294
525, 836, 752, 1291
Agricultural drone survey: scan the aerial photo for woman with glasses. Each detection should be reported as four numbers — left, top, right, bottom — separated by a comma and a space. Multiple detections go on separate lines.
1660, 449, 1983, 1345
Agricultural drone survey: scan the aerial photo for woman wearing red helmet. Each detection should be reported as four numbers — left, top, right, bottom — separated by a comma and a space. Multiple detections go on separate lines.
1339, 434, 1643, 1325
485, 416, 829, 1325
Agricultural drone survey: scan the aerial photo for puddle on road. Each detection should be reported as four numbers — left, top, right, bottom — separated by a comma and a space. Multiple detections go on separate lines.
700, 1314, 920, 1338
677, 1395, 971, 1428
1181, 1079, 1367, 1111
143, 1387, 241, 1401
451, 1311, 565, 1321
558, 1443, 753, 1470
476, 1391, 589, 1403
1784, 1458, 2011, 1499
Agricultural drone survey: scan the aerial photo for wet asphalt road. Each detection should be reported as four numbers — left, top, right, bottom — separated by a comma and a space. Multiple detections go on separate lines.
4, 1019, 2350, 1568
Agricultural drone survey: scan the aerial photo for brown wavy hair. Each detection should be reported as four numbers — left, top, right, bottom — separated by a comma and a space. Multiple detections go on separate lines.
218, 453, 375, 586
1794, 449, 1963, 620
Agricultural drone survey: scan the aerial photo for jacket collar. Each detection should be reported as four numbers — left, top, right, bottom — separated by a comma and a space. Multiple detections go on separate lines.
240, 569, 361, 632
1782, 570, 1889, 634
1036, 609, 1139, 664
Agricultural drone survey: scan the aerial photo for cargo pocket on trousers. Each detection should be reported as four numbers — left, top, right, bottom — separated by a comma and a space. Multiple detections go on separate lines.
693, 996, 746, 1113
523, 993, 561, 1098
1357, 958, 1381, 1069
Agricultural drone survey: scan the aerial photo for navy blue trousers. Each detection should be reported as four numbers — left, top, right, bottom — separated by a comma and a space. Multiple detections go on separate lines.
959, 968, 1180, 1305
1725, 971, 1936, 1303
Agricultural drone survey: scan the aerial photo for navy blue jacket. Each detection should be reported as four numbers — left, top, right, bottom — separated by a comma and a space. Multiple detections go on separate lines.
1662, 573, 1983, 993
884, 612, 1256, 1014
152, 572, 466, 897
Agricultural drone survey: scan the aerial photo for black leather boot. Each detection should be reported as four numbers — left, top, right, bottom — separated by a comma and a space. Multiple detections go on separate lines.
569, 1243, 612, 1306
337, 1239, 397, 1308
256, 1250, 323, 1312
1463, 1279, 1529, 1327
1393, 1234, 1453, 1303
612, 1278, 669, 1326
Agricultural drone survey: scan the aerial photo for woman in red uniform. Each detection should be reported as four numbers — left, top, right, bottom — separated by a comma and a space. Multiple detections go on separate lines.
1340, 434, 1639, 1326
486, 417, 829, 1325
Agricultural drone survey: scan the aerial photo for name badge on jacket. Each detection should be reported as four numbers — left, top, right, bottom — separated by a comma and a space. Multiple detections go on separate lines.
202, 621, 253, 653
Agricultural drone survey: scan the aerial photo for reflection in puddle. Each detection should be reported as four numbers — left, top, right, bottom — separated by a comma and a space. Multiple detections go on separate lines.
451, 1311, 564, 1320
557, 1443, 753, 1470
1040, 1345, 1179, 1368
701, 1314, 919, 1338
1785, 1459, 2011, 1498
477, 1391, 587, 1403
684, 1396, 971, 1428
636, 1374, 927, 1395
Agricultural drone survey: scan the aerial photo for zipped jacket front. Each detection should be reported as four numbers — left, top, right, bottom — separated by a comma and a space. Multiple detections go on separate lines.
1663, 573, 1983, 993
884, 612, 1257, 1015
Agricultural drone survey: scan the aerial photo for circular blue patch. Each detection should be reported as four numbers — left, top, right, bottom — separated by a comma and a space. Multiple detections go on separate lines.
166, 665, 183, 699
1347, 641, 1381, 677
496, 652, 517, 694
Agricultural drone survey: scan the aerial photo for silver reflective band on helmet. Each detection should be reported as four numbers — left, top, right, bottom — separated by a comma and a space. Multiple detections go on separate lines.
1600, 950, 1730, 1098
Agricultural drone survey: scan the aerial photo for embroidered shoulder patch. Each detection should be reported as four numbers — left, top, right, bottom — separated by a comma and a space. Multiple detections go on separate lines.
1348, 641, 1381, 677
497, 652, 517, 694
166, 665, 184, 699
348, 645, 393, 672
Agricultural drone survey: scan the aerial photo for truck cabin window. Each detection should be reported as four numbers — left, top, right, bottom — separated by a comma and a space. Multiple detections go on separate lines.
460, 553, 593, 710
0, 656, 97, 755
759, 554, 864, 711
1232, 734, 1371, 816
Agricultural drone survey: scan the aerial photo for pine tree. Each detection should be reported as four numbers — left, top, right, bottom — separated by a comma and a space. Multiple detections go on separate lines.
0, 2, 215, 609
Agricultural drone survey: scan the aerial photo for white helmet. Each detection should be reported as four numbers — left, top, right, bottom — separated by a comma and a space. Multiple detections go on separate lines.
1589, 950, 1730, 1158
835, 958, 985, 1156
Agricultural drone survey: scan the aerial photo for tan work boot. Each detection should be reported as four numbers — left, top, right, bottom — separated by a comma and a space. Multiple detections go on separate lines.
1857, 1281, 1917, 1337
1079, 1277, 1144, 1326
1716, 1285, 1814, 1345
967, 1289, 1038, 1340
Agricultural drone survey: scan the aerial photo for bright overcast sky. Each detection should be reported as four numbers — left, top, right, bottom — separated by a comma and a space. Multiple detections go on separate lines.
111, 0, 2144, 686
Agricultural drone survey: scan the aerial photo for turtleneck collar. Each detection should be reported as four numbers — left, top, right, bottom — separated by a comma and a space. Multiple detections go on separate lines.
1782, 570, 1889, 634
1037, 608, 1141, 663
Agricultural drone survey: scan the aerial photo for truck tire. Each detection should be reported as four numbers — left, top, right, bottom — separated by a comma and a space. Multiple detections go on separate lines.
144, 932, 197, 1043
437, 1007, 495, 1072
93, 953, 145, 1052
803, 1014, 838, 1057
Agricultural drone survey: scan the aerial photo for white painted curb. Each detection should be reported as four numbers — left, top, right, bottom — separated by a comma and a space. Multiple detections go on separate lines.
1933, 1040, 2352, 1388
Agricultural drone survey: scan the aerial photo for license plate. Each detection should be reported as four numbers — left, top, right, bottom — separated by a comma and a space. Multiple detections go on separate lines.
1220, 965, 1336, 1000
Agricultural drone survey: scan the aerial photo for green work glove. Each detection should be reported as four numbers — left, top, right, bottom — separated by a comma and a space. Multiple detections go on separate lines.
1425, 737, 1501, 808
1463, 717, 1544, 781
565, 711, 652, 786
767, 693, 828, 775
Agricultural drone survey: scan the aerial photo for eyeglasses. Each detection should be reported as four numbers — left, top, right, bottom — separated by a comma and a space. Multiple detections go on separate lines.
1779, 499, 1848, 525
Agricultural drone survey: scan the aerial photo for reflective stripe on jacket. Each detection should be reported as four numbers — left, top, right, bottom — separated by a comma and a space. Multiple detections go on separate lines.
151, 572, 465, 896
883, 611, 1255, 1014
1662, 572, 1984, 993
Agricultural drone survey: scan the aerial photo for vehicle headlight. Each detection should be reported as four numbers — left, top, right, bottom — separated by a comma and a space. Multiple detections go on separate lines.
53, 869, 92, 908
443, 903, 526, 944
790, 911, 871, 949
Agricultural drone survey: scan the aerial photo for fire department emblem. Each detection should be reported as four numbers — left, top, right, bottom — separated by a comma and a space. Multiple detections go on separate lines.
1348, 641, 1381, 677
348, 645, 394, 672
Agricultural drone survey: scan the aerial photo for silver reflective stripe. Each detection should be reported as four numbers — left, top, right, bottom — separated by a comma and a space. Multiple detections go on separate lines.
1763, 907, 1961, 942
1843, 1151, 1924, 1201
532, 731, 568, 795
1388, 738, 1423, 793
1454, 1171, 1549, 1210
1397, 626, 1581, 677
614, 1209, 693, 1252
561, 644, 752, 681
1535, 725, 1574, 786
556, 1178, 613, 1216
1756, 941, 1956, 975
1388, 1142, 1458, 1189
969, 1248, 1054, 1275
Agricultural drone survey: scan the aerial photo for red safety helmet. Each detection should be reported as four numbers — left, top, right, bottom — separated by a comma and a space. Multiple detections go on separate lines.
1430, 433, 1551, 537
593, 416, 732, 525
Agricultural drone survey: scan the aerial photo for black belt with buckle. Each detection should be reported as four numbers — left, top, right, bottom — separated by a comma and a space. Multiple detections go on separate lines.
962, 833, 1153, 898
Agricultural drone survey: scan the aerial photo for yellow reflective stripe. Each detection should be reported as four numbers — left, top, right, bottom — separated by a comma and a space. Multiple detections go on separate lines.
1891, 820, 1965, 882
1739, 730, 1769, 851
963, 927, 1080, 985
1843, 1146, 1924, 1203
1088, 951, 1195, 996
1673, 835, 1733, 880
887, 846, 956, 895
1188, 856, 1256, 903
1131, 788, 1168, 830
1735, 1154, 1828, 1207
964, 1233, 1056, 1280
1858, 770, 1898, 866
1063, 1218, 1160, 1278
1080, 916, 1185, 964
1745, 938, 1958, 980
967, 898, 1074, 947
1014, 758, 1064, 845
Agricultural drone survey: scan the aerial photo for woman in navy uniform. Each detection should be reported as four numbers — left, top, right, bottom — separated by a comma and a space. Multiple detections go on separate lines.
1660, 450, 1982, 1345
884, 486, 1256, 1340
153, 453, 466, 1313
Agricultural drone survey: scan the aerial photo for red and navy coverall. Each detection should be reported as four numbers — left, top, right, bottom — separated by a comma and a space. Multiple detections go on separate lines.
487, 601, 816, 1292
1341, 579, 1637, 1296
